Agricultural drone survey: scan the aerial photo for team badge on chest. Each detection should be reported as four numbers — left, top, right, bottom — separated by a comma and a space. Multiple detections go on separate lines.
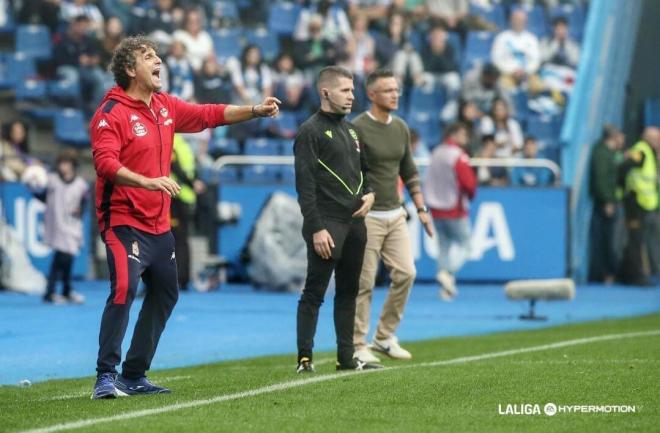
133, 122, 147, 137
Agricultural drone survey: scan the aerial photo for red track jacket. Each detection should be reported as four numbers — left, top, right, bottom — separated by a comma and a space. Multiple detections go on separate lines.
90, 86, 227, 234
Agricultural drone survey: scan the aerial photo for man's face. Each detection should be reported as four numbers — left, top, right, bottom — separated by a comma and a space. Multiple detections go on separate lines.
128, 46, 163, 92
511, 10, 527, 32
324, 76, 354, 114
523, 140, 538, 158
57, 160, 75, 181
367, 76, 399, 112
454, 128, 469, 147
554, 22, 568, 40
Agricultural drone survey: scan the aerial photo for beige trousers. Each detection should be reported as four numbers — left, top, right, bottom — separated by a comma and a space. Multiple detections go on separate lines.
354, 213, 416, 349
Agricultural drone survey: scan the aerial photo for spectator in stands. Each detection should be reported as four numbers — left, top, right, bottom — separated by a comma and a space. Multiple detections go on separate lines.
589, 125, 622, 284
457, 100, 483, 154
227, 44, 273, 106
0, 138, 27, 181
374, 10, 408, 68
510, 136, 553, 186
479, 97, 523, 157
165, 40, 194, 101
18, 0, 61, 34
424, 122, 476, 301
100, 0, 136, 32
346, 13, 376, 77
53, 15, 107, 114
2, 120, 30, 156
139, 0, 180, 46
173, 8, 213, 72
60, 0, 105, 35
491, 9, 541, 91
272, 52, 308, 111
295, 0, 352, 44
194, 56, 233, 104
421, 24, 461, 120
618, 127, 660, 286
348, 0, 392, 25
540, 16, 580, 69
425, 0, 469, 39
461, 62, 509, 115
476, 134, 508, 186
98, 17, 125, 72
293, 13, 341, 72
39, 149, 89, 304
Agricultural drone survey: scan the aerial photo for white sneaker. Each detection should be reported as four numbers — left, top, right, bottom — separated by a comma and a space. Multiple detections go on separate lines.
65, 291, 85, 304
371, 336, 412, 360
436, 271, 457, 301
354, 347, 381, 363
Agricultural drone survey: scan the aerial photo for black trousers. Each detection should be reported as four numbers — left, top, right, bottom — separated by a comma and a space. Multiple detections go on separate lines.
45, 250, 74, 298
96, 226, 179, 379
618, 197, 650, 284
171, 199, 191, 291
588, 205, 619, 282
297, 218, 367, 364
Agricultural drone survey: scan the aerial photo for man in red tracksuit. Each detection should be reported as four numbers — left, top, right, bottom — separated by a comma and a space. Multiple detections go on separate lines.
423, 123, 477, 301
90, 36, 280, 399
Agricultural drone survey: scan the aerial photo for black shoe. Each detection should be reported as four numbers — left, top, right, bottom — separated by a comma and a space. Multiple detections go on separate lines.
336, 358, 384, 371
296, 357, 315, 373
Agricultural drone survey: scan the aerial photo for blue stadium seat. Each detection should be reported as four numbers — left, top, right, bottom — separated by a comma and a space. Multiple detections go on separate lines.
16, 25, 52, 59
280, 164, 295, 183
526, 114, 562, 146
510, 90, 529, 124
1, 52, 36, 88
211, 1, 239, 20
15, 78, 47, 101
245, 27, 280, 62
0, 6, 15, 33
267, 2, 302, 37
462, 31, 495, 73
408, 84, 446, 114
211, 28, 243, 61
644, 99, 660, 127
469, 3, 507, 30
218, 166, 241, 183
280, 139, 294, 156
515, 4, 549, 38
243, 164, 279, 183
447, 31, 462, 65
48, 78, 81, 105
54, 109, 90, 147
209, 137, 241, 155
407, 109, 442, 148
550, 4, 586, 41
244, 138, 281, 155
263, 111, 298, 138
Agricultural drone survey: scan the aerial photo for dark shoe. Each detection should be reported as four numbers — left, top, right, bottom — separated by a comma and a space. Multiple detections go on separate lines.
114, 375, 171, 395
296, 357, 315, 373
91, 373, 118, 399
336, 358, 384, 371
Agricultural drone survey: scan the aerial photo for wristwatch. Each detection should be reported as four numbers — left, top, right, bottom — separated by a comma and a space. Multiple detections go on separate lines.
417, 206, 429, 214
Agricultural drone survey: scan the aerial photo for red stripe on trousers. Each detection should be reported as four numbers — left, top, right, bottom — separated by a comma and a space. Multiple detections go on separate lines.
106, 228, 129, 304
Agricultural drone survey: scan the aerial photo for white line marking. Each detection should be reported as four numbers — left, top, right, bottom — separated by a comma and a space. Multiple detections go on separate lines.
17, 329, 660, 433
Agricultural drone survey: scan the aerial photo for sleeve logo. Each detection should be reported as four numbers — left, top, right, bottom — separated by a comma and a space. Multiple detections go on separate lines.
97, 119, 109, 129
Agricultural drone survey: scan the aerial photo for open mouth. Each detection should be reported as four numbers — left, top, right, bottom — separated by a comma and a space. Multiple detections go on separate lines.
152, 68, 161, 79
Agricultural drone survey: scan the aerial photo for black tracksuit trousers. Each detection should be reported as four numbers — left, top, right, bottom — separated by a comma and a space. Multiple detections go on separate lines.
297, 218, 367, 364
96, 226, 179, 379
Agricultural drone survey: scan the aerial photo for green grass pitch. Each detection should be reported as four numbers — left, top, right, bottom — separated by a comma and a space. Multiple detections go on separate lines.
1, 314, 658, 433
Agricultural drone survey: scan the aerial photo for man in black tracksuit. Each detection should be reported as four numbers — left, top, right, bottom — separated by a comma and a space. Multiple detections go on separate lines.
294, 66, 382, 372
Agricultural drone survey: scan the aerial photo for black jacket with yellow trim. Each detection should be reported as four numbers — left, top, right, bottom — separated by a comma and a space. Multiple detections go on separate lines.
294, 110, 373, 234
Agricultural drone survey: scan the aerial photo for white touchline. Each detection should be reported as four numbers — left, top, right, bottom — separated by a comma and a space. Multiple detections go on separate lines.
17, 329, 660, 433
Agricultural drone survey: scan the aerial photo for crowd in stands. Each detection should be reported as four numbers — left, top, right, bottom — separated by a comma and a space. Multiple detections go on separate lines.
0, 0, 590, 186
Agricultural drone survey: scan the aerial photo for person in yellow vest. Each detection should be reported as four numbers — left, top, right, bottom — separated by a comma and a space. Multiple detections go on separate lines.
170, 134, 206, 291
618, 127, 660, 285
